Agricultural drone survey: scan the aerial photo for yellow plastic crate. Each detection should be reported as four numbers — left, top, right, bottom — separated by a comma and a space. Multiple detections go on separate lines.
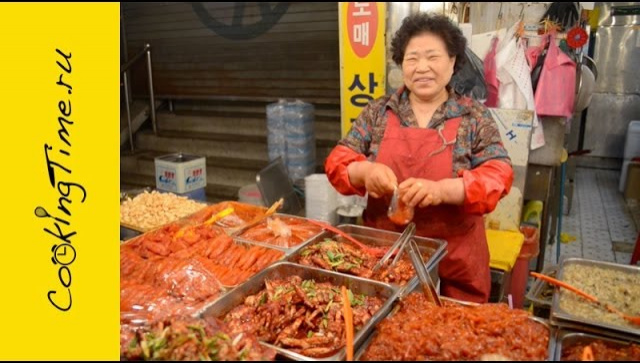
486, 229, 524, 272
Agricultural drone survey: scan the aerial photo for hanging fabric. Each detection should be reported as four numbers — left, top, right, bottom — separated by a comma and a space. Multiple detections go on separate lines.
483, 37, 500, 107
534, 33, 577, 118
496, 22, 545, 149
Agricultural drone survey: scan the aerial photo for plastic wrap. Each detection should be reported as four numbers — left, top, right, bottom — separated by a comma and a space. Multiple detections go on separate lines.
449, 47, 488, 101
267, 99, 316, 182
237, 215, 323, 248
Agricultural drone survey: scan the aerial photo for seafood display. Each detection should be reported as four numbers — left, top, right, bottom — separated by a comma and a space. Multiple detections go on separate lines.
237, 216, 323, 248
120, 190, 206, 231
294, 239, 433, 286
120, 219, 284, 326
121, 316, 276, 361
186, 201, 267, 230
220, 275, 384, 358
560, 339, 640, 361
361, 293, 549, 361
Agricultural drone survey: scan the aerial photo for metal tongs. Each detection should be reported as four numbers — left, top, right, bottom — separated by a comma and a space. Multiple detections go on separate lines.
406, 238, 442, 306
371, 222, 416, 273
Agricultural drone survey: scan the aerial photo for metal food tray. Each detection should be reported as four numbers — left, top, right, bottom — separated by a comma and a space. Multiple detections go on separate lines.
553, 329, 639, 361
218, 238, 288, 290
551, 257, 640, 339
526, 264, 558, 318
120, 230, 286, 290
197, 261, 399, 361
287, 225, 446, 297
355, 292, 555, 361
334, 224, 448, 267
232, 213, 325, 256
119, 187, 209, 233
301, 224, 447, 296
549, 315, 640, 344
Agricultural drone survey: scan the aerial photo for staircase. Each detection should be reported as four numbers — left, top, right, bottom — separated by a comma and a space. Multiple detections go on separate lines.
120, 99, 342, 203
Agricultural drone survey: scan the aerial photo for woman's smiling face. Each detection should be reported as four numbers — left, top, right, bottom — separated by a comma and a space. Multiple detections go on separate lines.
402, 32, 456, 101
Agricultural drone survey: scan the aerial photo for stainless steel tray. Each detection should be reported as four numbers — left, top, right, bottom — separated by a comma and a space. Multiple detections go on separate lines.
119, 187, 209, 233
286, 231, 445, 295
355, 291, 555, 361
197, 261, 399, 361
551, 257, 640, 339
526, 264, 558, 319
294, 224, 447, 296
553, 329, 640, 361
549, 315, 640, 344
232, 213, 325, 256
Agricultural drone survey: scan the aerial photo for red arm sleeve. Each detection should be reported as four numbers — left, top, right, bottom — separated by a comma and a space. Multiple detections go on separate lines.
324, 145, 368, 196
459, 159, 514, 215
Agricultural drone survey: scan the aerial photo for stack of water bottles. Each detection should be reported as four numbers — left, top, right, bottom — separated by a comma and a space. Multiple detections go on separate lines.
266, 99, 316, 183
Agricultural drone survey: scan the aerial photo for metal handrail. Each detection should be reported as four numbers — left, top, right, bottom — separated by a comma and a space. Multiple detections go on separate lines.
121, 43, 157, 152
121, 44, 149, 75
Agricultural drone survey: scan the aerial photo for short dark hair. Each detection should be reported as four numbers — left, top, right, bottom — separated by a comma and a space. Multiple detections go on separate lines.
391, 13, 467, 74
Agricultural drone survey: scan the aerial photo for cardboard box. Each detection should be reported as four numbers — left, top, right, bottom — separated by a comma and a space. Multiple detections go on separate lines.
154, 153, 206, 193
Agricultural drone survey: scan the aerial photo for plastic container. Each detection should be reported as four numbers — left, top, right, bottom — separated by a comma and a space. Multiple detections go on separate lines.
154, 153, 206, 193
238, 183, 265, 207
266, 100, 316, 183
486, 229, 525, 306
620, 121, 640, 192
623, 120, 640, 160
510, 224, 540, 309
304, 173, 338, 225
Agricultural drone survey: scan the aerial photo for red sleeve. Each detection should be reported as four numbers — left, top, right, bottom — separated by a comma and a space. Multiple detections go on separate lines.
459, 159, 513, 215
324, 145, 368, 196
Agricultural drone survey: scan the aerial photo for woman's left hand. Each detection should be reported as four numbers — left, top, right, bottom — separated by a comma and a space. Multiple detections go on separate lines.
398, 178, 443, 208
399, 177, 466, 208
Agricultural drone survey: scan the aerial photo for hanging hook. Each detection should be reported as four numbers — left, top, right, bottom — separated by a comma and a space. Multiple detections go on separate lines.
495, 2, 504, 30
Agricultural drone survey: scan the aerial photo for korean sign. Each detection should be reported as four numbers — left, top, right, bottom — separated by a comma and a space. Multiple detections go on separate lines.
339, 2, 386, 137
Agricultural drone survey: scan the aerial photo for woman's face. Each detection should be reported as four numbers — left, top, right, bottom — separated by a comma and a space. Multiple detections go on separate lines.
402, 32, 456, 102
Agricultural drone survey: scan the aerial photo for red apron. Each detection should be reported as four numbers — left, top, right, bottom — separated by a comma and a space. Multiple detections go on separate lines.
363, 111, 491, 303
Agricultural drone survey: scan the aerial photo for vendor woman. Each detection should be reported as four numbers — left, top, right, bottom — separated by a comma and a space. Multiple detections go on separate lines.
325, 13, 513, 303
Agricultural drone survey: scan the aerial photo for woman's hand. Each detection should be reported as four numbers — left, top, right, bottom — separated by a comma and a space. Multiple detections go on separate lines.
399, 178, 465, 207
347, 161, 397, 198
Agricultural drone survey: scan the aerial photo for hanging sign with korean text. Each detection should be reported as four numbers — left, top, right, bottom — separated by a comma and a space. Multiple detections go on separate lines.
339, 2, 386, 137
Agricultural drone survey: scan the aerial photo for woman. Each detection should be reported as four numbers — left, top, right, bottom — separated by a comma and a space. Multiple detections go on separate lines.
325, 13, 513, 303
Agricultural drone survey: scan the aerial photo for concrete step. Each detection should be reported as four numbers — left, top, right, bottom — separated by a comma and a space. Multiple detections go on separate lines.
134, 129, 334, 169
171, 99, 341, 119
156, 110, 341, 146
120, 172, 231, 203
120, 100, 150, 147
121, 99, 166, 147
121, 153, 258, 201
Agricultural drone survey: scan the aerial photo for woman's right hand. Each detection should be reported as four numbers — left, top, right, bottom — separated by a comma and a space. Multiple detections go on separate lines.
347, 161, 397, 198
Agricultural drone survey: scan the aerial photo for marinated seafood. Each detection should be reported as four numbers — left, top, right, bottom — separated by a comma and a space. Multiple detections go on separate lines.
361, 293, 549, 361
121, 316, 276, 361
222, 275, 384, 358
561, 339, 640, 361
187, 202, 267, 229
121, 220, 284, 325
238, 216, 323, 248
296, 239, 433, 285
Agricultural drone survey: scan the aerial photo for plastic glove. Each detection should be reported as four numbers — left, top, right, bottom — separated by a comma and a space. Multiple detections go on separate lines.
459, 159, 513, 215
324, 145, 367, 196
360, 162, 397, 198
